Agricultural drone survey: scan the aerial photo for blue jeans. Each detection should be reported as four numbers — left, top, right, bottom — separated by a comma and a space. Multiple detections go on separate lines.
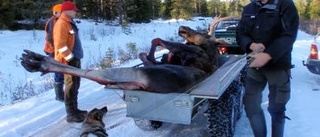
47, 53, 64, 83
243, 68, 291, 137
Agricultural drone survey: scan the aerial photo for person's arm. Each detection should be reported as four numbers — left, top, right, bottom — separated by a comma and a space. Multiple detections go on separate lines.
53, 19, 74, 62
236, 6, 255, 53
46, 18, 54, 46
263, 0, 299, 62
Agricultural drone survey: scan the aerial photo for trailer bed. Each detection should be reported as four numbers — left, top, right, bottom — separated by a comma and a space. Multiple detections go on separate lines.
190, 54, 246, 99
124, 54, 246, 124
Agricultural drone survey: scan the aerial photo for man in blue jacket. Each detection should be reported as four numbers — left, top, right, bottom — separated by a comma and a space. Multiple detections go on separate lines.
236, 0, 299, 136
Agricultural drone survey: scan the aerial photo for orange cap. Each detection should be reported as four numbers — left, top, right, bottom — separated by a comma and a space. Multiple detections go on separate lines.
52, 4, 62, 12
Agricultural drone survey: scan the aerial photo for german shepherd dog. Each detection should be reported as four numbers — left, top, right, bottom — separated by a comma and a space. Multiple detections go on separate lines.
80, 106, 108, 137
20, 16, 232, 93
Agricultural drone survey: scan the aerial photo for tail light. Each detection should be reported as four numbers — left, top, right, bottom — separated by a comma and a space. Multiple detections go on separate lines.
310, 44, 318, 59
219, 46, 227, 54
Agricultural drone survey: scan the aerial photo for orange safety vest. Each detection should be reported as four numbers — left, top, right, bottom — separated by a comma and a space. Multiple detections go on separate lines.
44, 16, 58, 54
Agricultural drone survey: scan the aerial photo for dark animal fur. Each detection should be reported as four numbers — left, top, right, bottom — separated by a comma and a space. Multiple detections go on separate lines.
141, 26, 219, 73
80, 106, 108, 137
20, 25, 221, 93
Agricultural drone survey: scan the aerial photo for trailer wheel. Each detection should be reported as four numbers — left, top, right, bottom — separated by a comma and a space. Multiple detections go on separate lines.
206, 98, 235, 136
206, 80, 241, 137
230, 80, 244, 120
133, 118, 163, 131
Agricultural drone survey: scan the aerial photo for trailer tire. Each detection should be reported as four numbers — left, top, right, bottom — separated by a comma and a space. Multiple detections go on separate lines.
206, 99, 229, 137
206, 96, 235, 136
133, 118, 163, 131
231, 80, 244, 120
206, 80, 242, 137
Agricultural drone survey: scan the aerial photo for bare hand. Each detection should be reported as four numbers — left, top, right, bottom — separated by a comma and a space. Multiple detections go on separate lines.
249, 52, 272, 68
250, 43, 265, 51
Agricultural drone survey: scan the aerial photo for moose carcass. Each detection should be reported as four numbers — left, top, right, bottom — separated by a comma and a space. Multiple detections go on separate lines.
20, 25, 222, 93
20, 16, 245, 136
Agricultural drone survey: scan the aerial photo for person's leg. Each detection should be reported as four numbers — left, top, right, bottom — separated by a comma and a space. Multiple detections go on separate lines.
54, 72, 64, 101
47, 53, 64, 101
72, 60, 87, 114
266, 69, 291, 137
64, 58, 87, 123
243, 68, 267, 137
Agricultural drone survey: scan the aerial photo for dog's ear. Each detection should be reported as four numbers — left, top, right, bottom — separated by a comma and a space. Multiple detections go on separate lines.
101, 106, 108, 113
86, 108, 98, 119
90, 108, 99, 114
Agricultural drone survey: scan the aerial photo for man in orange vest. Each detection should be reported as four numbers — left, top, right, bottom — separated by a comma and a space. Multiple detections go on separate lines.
53, 1, 87, 122
44, 3, 64, 102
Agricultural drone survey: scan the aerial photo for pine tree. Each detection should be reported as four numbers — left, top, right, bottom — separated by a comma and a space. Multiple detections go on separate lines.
207, 0, 221, 16
304, 0, 312, 20
161, 0, 174, 19
192, 0, 208, 16
0, 0, 15, 29
171, 0, 193, 19
295, 0, 306, 19
101, 47, 115, 69
126, 0, 153, 23
151, 0, 162, 19
309, 0, 320, 21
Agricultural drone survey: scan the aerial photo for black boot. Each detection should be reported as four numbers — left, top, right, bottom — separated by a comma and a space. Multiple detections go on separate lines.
54, 82, 64, 101
65, 99, 87, 123
73, 92, 88, 118
65, 90, 87, 123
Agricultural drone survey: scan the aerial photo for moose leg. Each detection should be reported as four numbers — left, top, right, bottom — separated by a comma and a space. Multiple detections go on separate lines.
148, 38, 188, 64
21, 49, 148, 89
20, 50, 206, 93
139, 52, 155, 66
144, 38, 186, 65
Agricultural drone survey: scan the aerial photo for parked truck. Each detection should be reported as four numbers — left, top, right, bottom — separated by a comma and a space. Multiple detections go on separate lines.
303, 33, 320, 75
215, 19, 244, 55
123, 19, 246, 137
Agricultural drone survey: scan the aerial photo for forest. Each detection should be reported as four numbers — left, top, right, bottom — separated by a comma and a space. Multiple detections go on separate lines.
0, 0, 319, 34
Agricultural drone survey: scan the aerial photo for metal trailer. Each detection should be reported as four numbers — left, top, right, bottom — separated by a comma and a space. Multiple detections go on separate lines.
123, 54, 247, 137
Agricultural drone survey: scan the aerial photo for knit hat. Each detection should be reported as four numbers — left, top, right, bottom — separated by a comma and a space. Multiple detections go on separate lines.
52, 4, 62, 12
61, 1, 78, 12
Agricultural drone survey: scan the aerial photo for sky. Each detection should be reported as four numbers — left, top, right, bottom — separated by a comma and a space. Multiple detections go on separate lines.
0, 17, 319, 137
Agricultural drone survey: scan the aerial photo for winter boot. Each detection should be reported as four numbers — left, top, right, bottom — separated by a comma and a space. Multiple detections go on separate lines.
54, 82, 64, 101
65, 90, 87, 123
65, 99, 87, 122
73, 90, 88, 118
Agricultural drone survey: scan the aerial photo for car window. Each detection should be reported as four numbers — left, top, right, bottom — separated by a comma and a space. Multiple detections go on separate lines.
216, 20, 239, 30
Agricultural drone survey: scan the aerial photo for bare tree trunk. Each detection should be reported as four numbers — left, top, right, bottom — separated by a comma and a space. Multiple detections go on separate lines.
152, 0, 155, 19
118, 0, 124, 25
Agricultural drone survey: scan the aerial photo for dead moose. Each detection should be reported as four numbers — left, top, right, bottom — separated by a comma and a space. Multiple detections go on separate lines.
20, 16, 232, 94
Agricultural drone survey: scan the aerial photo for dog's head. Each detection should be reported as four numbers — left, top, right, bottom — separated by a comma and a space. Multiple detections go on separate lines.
81, 106, 108, 137
86, 106, 108, 122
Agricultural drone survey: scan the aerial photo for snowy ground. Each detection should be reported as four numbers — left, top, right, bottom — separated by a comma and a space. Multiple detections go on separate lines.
0, 17, 319, 137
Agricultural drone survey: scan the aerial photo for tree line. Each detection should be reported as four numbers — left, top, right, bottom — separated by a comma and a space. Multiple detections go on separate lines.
0, 0, 319, 33
0, 0, 250, 30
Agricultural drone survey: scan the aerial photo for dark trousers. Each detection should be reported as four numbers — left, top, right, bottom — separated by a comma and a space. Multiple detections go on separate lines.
64, 58, 81, 114
243, 68, 291, 137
